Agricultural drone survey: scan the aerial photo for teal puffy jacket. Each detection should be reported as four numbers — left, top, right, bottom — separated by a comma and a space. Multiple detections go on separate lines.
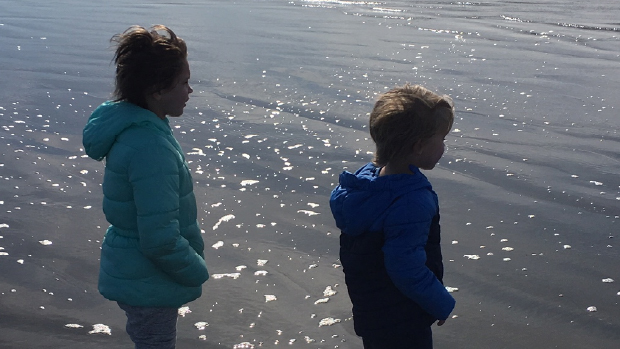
83, 101, 209, 307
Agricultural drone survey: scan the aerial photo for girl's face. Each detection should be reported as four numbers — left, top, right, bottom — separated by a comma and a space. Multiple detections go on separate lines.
149, 59, 193, 119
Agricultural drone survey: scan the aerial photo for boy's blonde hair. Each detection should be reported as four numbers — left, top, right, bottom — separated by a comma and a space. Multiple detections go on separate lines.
369, 84, 454, 167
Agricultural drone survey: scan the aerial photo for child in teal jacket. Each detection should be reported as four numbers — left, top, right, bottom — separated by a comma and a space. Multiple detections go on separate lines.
83, 25, 208, 348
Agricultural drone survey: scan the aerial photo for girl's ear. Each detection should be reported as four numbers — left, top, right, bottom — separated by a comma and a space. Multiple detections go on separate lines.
150, 90, 163, 101
145, 85, 164, 102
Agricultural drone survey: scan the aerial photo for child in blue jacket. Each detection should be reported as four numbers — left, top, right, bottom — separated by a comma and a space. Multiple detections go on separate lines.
83, 25, 209, 348
330, 84, 456, 348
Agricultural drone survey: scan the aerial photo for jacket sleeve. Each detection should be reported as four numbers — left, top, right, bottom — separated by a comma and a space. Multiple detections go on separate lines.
382, 199, 455, 320
128, 142, 209, 287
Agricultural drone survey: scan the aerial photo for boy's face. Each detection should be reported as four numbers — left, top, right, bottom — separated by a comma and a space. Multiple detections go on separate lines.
413, 130, 448, 170
150, 59, 193, 119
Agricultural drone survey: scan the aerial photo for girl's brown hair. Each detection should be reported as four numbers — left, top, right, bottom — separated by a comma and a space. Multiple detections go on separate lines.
111, 25, 187, 109
369, 84, 454, 167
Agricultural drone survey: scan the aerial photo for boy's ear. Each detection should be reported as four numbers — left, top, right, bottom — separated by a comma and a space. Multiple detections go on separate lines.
413, 139, 425, 155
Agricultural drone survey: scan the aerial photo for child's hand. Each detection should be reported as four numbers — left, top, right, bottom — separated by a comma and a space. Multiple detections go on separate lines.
437, 320, 446, 326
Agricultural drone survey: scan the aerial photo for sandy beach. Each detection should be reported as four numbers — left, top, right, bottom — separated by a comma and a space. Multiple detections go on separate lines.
1, 0, 619, 348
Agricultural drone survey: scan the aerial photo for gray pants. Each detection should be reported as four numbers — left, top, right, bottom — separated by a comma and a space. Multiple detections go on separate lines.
118, 302, 178, 349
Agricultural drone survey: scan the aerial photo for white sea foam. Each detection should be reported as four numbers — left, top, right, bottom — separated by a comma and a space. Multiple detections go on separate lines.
297, 210, 320, 216
178, 306, 191, 316
88, 324, 111, 335
212, 214, 235, 230
187, 148, 205, 156
318, 317, 341, 327
323, 285, 337, 297
194, 321, 209, 330
64, 324, 83, 328
212, 273, 241, 280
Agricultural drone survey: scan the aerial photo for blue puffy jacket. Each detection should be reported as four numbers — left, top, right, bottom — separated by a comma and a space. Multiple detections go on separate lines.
330, 163, 455, 336
83, 101, 209, 307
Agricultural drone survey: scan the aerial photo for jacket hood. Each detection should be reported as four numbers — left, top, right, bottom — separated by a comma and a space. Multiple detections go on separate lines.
83, 101, 170, 161
330, 163, 432, 236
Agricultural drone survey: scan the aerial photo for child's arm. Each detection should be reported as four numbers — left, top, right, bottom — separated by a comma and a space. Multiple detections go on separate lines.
129, 144, 209, 287
382, 204, 455, 321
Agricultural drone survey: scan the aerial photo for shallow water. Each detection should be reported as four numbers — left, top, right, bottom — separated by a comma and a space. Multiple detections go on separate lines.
1, 0, 619, 348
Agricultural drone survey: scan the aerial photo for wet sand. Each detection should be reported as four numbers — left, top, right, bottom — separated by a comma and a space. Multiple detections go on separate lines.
1, 0, 619, 348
